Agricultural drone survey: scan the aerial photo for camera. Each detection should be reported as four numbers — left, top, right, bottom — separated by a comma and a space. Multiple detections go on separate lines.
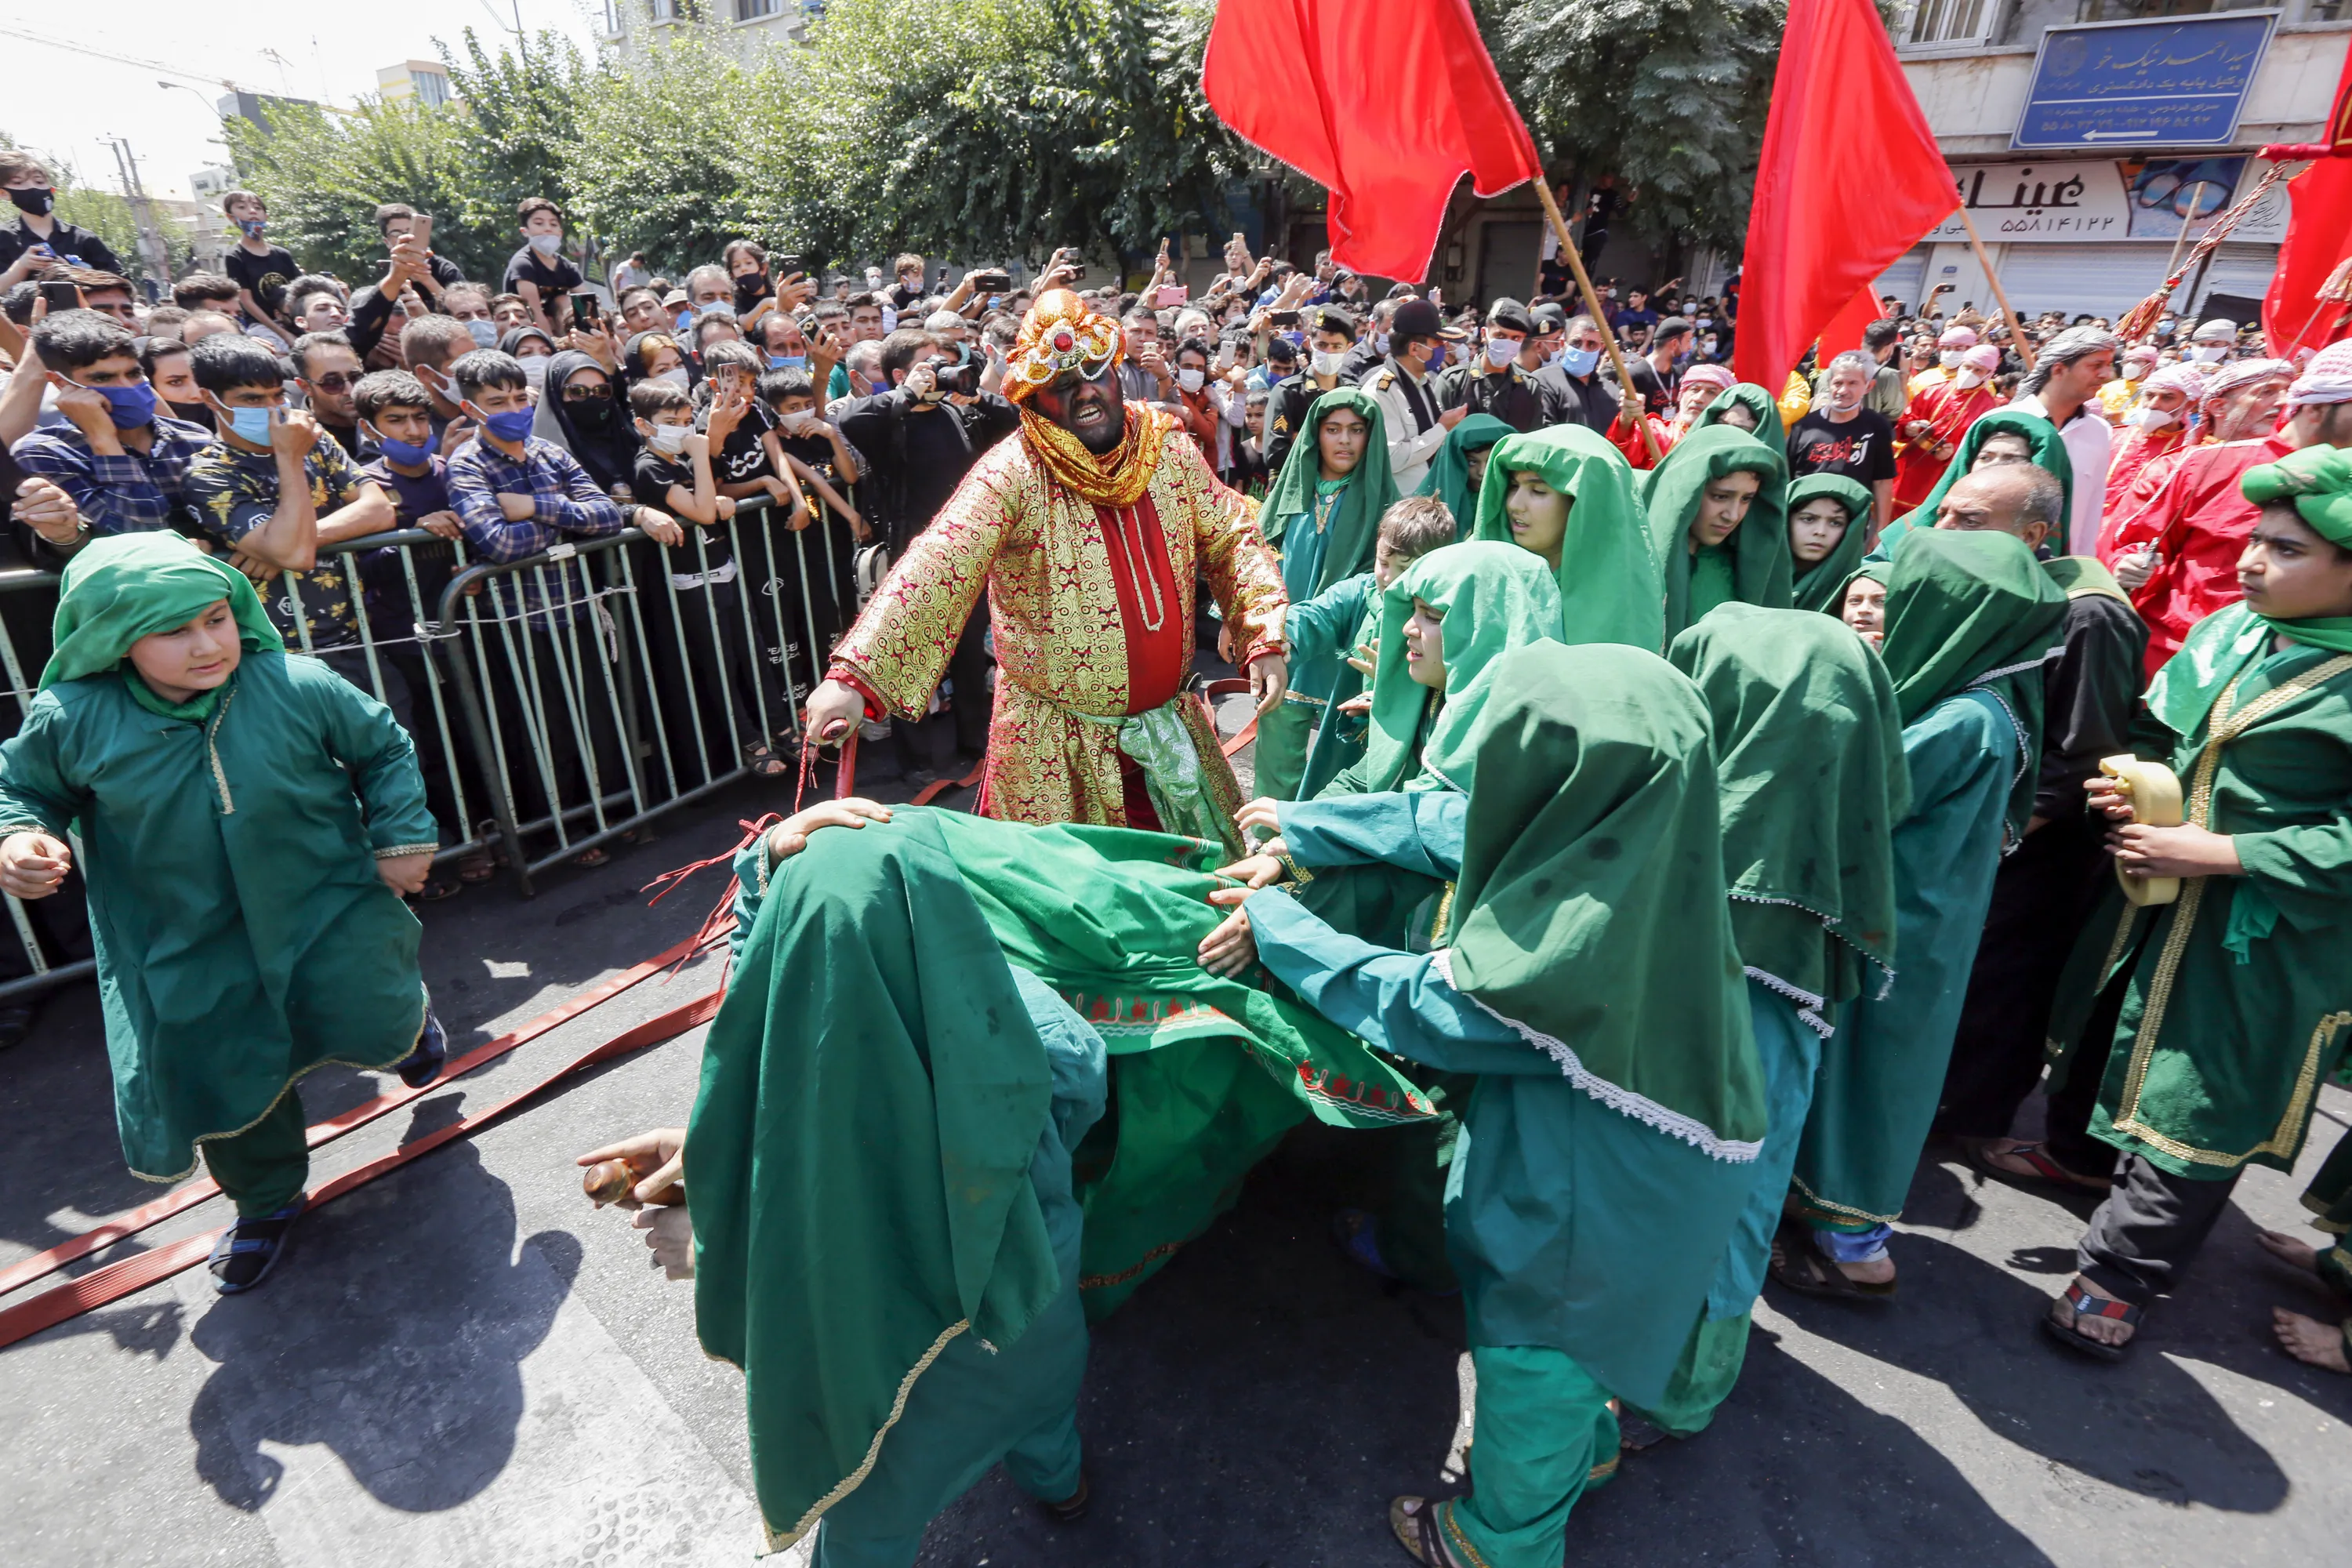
969, 268, 1012, 293
932, 363, 980, 397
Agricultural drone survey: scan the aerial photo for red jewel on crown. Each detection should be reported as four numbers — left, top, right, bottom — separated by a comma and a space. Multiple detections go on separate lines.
1053, 330, 1075, 351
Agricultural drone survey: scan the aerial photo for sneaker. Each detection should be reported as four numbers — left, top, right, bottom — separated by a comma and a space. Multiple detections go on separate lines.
208, 1196, 307, 1294
394, 1010, 449, 1089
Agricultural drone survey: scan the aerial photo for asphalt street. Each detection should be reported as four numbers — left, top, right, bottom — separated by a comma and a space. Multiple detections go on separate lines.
2, 708, 2348, 1566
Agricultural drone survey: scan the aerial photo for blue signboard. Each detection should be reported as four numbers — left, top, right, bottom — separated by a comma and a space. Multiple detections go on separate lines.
2013, 11, 2278, 152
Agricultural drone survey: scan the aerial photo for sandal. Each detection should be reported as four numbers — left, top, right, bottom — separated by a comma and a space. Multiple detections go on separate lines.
394, 1010, 449, 1090
1389, 1497, 1461, 1567
457, 849, 496, 884
1332, 1208, 1399, 1281
2042, 1279, 2140, 1363
1964, 1138, 2113, 1194
208, 1196, 307, 1294
1036, 1471, 1090, 1524
407, 874, 463, 904
743, 742, 790, 779
1768, 1221, 1897, 1301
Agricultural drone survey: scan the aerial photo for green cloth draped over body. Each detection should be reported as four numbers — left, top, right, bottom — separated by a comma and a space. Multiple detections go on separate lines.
1871, 408, 2072, 561
1415, 411, 1515, 537
1352, 542, 1563, 796
2043, 599, 2352, 1180
0, 533, 433, 1183
1696, 381, 1788, 447
1642, 426, 1794, 641
1876, 528, 2068, 845
1258, 385, 1398, 593
1791, 532, 2068, 1228
1786, 474, 1875, 615
1472, 423, 1665, 651
1667, 604, 1907, 1018
1082, 698, 1233, 851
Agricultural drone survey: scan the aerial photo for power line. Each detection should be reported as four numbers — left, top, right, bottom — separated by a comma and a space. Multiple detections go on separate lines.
0, 24, 249, 93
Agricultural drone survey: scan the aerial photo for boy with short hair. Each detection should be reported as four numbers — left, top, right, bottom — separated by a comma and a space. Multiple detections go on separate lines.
502, 198, 579, 339
0, 533, 445, 1293
9, 309, 213, 540
220, 191, 296, 335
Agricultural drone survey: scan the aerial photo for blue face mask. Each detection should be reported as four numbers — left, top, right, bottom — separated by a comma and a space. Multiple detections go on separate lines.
1559, 345, 1601, 378
220, 403, 276, 445
465, 318, 499, 349
72, 377, 158, 429
674, 309, 694, 333
768, 354, 808, 371
478, 406, 537, 444
365, 422, 434, 466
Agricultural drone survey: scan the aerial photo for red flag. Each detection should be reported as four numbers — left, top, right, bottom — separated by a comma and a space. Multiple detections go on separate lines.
1734, 0, 1956, 393
2263, 47, 2352, 358
1815, 285, 1887, 362
1203, 0, 1544, 282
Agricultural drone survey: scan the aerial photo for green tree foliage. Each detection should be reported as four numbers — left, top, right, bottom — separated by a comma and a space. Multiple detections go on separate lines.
0, 133, 181, 279
1488, 0, 1787, 252
220, 100, 492, 281
567, 31, 776, 274
440, 30, 589, 238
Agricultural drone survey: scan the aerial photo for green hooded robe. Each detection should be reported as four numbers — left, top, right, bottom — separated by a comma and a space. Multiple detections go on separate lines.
1471, 424, 1666, 652
1695, 381, 1788, 447
1870, 408, 2074, 561
1642, 426, 1795, 641
1787, 474, 1875, 615
1414, 411, 1515, 539
1257, 386, 1401, 798
0, 533, 437, 1182
1791, 531, 2068, 1229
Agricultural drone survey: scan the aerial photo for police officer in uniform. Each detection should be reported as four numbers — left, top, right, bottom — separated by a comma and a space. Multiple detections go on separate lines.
1436, 298, 1556, 433
1360, 297, 1466, 494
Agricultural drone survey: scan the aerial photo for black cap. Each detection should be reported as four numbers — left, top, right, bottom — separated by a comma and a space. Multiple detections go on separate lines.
1309, 305, 1356, 338
1653, 315, 1693, 340
1530, 302, 1567, 332
1390, 298, 1465, 342
1486, 298, 1536, 336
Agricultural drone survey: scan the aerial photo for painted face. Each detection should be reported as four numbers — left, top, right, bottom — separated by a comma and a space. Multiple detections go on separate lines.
1027, 364, 1126, 454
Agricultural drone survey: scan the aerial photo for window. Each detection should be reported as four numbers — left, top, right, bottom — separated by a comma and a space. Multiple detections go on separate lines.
602, 0, 622, 32
411, 70, 451, 108
738, 0, 782, 17
1907, 0, 1996, 46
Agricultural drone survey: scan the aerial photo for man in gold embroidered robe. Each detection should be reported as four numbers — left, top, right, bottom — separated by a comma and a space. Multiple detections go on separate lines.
804, 292, 1288, 851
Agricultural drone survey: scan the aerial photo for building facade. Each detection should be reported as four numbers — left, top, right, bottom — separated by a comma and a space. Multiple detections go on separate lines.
597, 0, 823, 63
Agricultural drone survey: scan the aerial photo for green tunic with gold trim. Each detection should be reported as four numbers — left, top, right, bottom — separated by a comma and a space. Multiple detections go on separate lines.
2049, 603, 2352, 1180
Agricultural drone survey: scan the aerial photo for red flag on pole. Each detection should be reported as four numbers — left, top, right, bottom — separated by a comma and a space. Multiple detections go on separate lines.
1202, 0, 1544, 282
1733, 0, 1957, 394
2262, 47, 2352, 358
1815, 285, 1888, 362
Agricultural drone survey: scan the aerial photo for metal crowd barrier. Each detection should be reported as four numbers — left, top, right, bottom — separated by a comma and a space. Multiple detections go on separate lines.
0, 489, 864, 999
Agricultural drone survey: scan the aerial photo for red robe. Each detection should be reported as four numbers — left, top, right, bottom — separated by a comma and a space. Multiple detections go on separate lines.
1891, 380, 1998, 510
2100, 423, 2192, 524
2101, 434, 2291, 678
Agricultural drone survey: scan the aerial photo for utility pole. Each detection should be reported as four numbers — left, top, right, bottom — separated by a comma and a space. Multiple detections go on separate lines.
101, 137, 174, 294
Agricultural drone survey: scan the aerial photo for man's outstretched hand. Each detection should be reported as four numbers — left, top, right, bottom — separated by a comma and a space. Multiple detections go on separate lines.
1248, 652, 1288, 716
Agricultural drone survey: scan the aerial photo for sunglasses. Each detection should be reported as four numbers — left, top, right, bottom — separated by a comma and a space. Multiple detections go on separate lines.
562, 382, 613, 402
309, 372, 359, 394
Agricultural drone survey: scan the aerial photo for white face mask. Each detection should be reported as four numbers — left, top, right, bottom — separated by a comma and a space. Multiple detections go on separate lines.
1485, 337, 1519, 368
520, 355, 550, 390
2124, 361, 2151, 383
2125, 404, 2179, 429
2194, 343, 2228, 363
645, 421, 693, 454
465, 318, 499, 349
1955, 368, 1988, 390
1939, 350, 1963, 368
1176, 366, 1206, 393
1310, 349, 1348, 378
527, 231, 561, 257
654, 367, 691, 390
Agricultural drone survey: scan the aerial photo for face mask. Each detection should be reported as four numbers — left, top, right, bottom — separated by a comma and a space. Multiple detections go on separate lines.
2194, 343, 2227, 363
1310, 349, 1348, 377
768, 354, 808, 371
2125, 404, 2179, 429
1276, 330, 1305, 352
2124, 361, 2151, 383
1559, 345, 1600, 377
673, 309, 694, 334
1425, 342, 1446, 370
527, 232, 561, 257
9, 186, 56, 217
168, 398, 215, 430
1485, 338, 1519, 368
645, 421, 692, 455
238, 218, 267, 239
466, 318, 499, 349
1372, 332, 1391, 354
520, 355, 550, 390
654, 367, 691, 391
1697, 316, 1714, 330
365, 422, 435, 466
568, 396, 616, 431
473, 405, 538, 443
215, 401, 275, 445
69, 376, 158, 429
1939, 350, 1962, 368
1955, 369, 1989, 390
1176, 366, 1206, 394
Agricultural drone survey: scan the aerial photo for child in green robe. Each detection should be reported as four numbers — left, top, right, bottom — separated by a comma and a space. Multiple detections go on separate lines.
1414, 411, 1514, 539
2039, 443, 2352, 1361
1201, 642, 1766, 1568
1787, 474, 1873, 614
1642, 425, 1795, 641
1777, 530, 2067, 1298
0, 533, 443, 1293
1469, 423, 1664, 651
1254, 387, 1399, 797
1277, 495, 1457, 800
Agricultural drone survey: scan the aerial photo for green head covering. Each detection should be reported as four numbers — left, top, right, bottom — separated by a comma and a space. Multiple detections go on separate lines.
42, 532, 283, 718
1357, 541, 1563, 794
1878, 528, 2069, 840
1414, 411, 1515, 539
1259, 386, 1399, 593
1693, 381, 1785, 447
1667, 604, 1909, 1016
1472, 423, 1664, 651
1446, 641, 1766, 1155
1786, 474, 1875, 615
1875, 408, 2074, 560
1642, 425, 1794, 641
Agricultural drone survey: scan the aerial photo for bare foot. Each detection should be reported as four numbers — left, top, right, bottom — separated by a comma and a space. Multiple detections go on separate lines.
2256, 1229, 2322, 1274
2050, 1272, 2136, 1350
2273, 1308, 2350, 1373
1837, 1254, 1896, 1287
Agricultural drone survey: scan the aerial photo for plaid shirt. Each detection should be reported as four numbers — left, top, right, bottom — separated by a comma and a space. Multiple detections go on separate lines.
445, 435, 627, 631
9, 415, 215, 535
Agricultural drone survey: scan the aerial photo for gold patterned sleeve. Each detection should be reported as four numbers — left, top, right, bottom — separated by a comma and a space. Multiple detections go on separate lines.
1174, 434, 1289, 664
827, 448, 1018, 717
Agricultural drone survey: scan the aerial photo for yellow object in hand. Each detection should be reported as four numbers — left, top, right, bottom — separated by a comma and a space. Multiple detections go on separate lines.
2100, 754, 2185, 906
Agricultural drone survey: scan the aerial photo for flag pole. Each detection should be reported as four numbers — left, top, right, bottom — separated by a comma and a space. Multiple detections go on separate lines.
1951, 204, 2038, 372
1533, 180, 1662, 462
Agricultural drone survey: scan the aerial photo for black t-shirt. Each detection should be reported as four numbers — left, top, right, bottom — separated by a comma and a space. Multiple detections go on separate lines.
1625, 357, 1675, 419
503, 245, 584, 310
0, 216, 124, 277
706, 399, 779, 488
633, 448, 735, 572
834, 390, 1018, 547
1787, 408, 1898, 487
888, 282, 925, 313
224, 243, 299, 318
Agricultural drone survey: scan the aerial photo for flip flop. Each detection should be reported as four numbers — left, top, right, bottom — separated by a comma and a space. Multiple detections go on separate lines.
2041, 1279, 2140, 1363
1389, 1497, 1461, 1567
1768, 1221, 1897, 1301
1965, 1139, 2113, 1194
